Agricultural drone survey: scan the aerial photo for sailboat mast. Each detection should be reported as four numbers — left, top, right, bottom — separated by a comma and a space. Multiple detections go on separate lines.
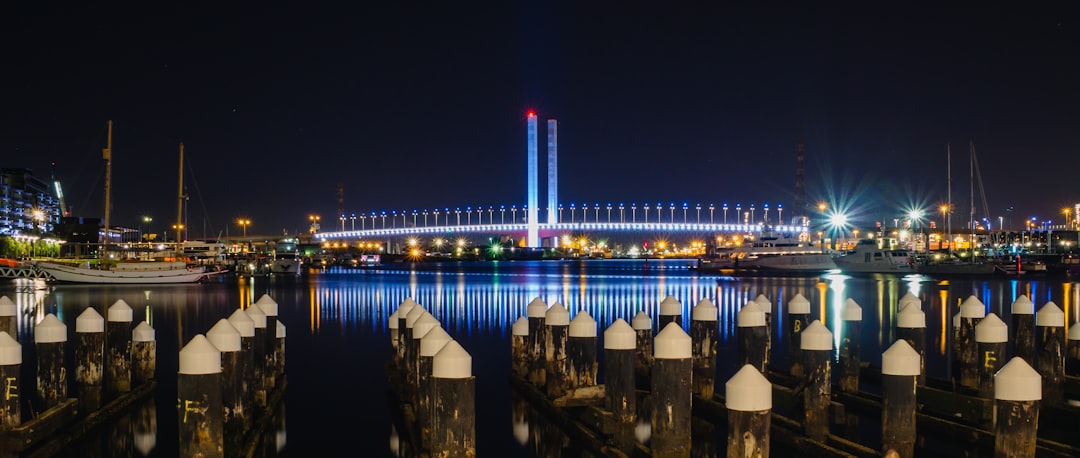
947, 143, 952, 258
176, 143, 185, 246
969, 140, 975, 257
102, 120, 113, 258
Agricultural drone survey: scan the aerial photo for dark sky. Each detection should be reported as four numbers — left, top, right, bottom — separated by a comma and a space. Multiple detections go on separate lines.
4, 4, 1078, 237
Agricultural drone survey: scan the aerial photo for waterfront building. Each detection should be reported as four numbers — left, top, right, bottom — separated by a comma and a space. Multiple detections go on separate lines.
0, 168, 60, 236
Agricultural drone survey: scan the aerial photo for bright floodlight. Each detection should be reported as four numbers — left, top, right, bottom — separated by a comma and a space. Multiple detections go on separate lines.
829, 212, 848, 227
908, 209, 923, 220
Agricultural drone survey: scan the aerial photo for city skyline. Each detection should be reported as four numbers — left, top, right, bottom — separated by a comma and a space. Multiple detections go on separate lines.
3, 5, 1078, 236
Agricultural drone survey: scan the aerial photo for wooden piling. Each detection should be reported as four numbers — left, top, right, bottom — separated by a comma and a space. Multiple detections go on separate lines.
404, 304, 429, 396
395, 298, 417, 369
75, 307, 105, 412
801, 320, 833, 442
207, 319, 243, 458
527, 297, 548, 387
419, 325, 452, 447
896, 302, 926, 386
35, 313, 67, 410
227, 308, 255, 433
754, 293, 773, 365
275, 320, 285, 381
787, 293, 811, 378
691, 298, 718, 400
0, 296, 14, 340
1036, 301, 1065, 404
632, 310, 653, 379
881, 339, 920, 458
567, 310, 597, 390
178, 334, 224, 458
254, 294, 279, 389
1066, 322, 1080, 377
737, 301, 767, 373
604, 319, 637, 452
725, 364, 772, 458
388, 310, 399, 365
512, 317, 529, 378
652, 322, 692, 458
951, 311, 961, 386
839, 298, 862, 393
410, 313, 440, 406
105, 299, 134, 402
431, 340, 475, 458
958, 295, 986, 390
659, 294, 683, 330
132, 321, 156, 386
0, 331, 20, 431
1011, 294, 1036, 367
545, 302, 571, 398
245, 304, 268, 411
993, 356, 1041, 458
134, 398, 157, 456
975, 313, 1008, 399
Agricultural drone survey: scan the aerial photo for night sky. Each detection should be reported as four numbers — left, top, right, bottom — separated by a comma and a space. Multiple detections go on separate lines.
5, 5, 1078, 237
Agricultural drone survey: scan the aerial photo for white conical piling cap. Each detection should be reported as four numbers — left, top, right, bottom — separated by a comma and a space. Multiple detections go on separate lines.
754, 294, 772, 315
107, 299, 133, 322
412, 313, 440, 340
882, 339, 921, 376
897, 303, 926, 329
134, 432, 156, 456
527, 297, 548, 318
1011, 294, 1034, 315
604, 319, 636, 350
76, 307, 105, 333
206, 319, 241, 352
692, 298, 718, 321
395, 298, 416, 319
952, 312, 960, 329
0, 296, 15, 316
420, 326, 453, 357
179, 334, 221, 375
659, 295, 682, 317
975, 313, 1008, 343
1069, 323, 1080, 341
228, 308, 256, 337
725, 364, 772, 411
959, 295, 986, 319
276, 321, 285, 338
788, 293, 811, 314
800, 320, 833, 351
388, 310, 399, 330
631, 310, 652, 331
737, 301, 765, 327
246, 304, 267, 328
132, 321, 156, 342
254, 294, 278, 316
35, 314, 67, 343
405, 303, 427, 328
546, 302, 570, 326
994, 356, 1042, 401
898, 291, 920, 310
1037, 301, 1065, 327
569, 310, 597, 337
653, 322, 691, 360
432, 340, 472, 379
0, 331, 20, 366
842, 298, 863, 321
512, 317, 529, 336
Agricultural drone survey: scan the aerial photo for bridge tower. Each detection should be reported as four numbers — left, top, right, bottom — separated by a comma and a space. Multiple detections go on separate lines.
547, 119, 558, 226
526, 111, 539, 247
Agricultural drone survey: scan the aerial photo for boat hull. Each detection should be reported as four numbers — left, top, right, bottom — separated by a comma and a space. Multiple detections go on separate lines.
35, 261, 210, 284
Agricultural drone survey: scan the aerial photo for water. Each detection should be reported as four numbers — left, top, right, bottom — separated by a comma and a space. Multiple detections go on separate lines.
3, 259, 1079, 456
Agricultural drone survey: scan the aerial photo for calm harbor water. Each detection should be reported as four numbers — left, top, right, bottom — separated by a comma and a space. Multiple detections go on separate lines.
3, 259, 1079, 456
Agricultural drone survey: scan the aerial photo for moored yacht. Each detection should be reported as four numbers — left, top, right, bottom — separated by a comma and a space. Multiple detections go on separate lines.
834, 239, 917, 274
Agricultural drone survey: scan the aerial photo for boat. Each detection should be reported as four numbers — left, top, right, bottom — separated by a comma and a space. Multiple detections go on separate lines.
269, 250, 302, 274
34, 123, 221, 284
698, 229, 836, 273
834, 238, 917, 274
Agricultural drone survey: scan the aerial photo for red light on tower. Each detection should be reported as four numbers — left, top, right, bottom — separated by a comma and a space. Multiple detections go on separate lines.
527, 110, 536, 118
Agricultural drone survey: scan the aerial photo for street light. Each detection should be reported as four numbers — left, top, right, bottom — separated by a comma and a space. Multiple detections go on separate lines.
237, 218, 250, 238
142, 216, 152, 242
350, 213, 356, 231
340, 214, 346, 231
722, 203, 728, 224
308, 215, 320, 234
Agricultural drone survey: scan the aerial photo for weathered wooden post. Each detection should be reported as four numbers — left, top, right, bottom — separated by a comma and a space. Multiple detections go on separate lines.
1036, 301, 1065, 404
404, 304, 429, 394
419, 325, 452, 446
178, 334, 224, 458
245, 303, 268, 410
604, 319, 637, 452
754, 293, 773, 364
275, 321, 285, 381
975, 313, 1008, 399
958, 295, 985, 390
994, 356, 1041, 458
839, 298, 862, 393
1011, 294, 1036, 366
726, 364, 772, 458
75, 307, 105, 412
652, 322, 692, 457
511, 317, 529, 378
411, 313, 440, 405
35, 313, 67, 410
0, 296, 14, 339
207, 319, 243, 457
431, 340, 475, 458
132, 321, 156, 386
1066, 322, 1080, 377
0, 331, 20, 431
545, 301, 570, 398
632, 310, 653, 378
395, 298, 417, 367
254, 294, 278, 390
801, 320, 833, 442
896, 301, 926, 386
691, 298, 718, 399
951, 310, 961, 385
105, 299, 134, 401
227, 308, 255, 433
659, 294, 683, 330
881, 339, 920, 458
526, 297, 548, 387
787, 293, 811, 377
737, 301, 767, 373
388, 309, 399, 363
567, 310, 597, 390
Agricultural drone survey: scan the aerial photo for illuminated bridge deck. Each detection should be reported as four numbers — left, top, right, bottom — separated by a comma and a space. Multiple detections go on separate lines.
315, 222, 807, 240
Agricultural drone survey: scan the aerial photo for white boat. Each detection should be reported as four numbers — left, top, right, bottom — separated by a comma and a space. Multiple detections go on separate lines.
834, 239, 917, 273
701, 230, 836, 273
269, 251, 302, 274
35, 260, 211, 284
